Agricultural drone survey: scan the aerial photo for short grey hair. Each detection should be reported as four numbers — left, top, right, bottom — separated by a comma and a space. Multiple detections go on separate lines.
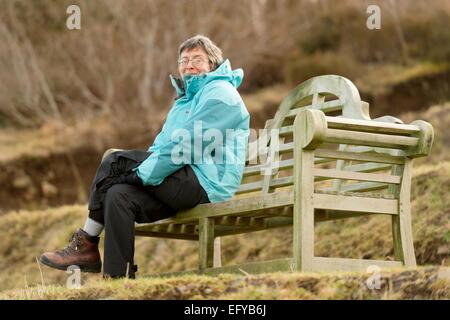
178, 35, 224, 71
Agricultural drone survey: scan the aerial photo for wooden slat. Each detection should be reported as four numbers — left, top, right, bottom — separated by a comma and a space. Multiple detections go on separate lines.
285, 99, 343, 120
313, 193, 398, 214
315, 149, 404, 165
314, 157, 336, 164
215, 217, 292, 237
244, 159, 294, 177
145, 222, 197, 232
235, 217, 251, 226
311, 257, 402, 272
326, 116, 420, 135
279, 125, 293, 137
134, 230, 198, 240
325, 129, 419, 149
243, 164, 265, 177
279, 142, 294, 154
151, 225, 168, 233
236, 181, 262, 194
313, 168, 401, 184
270, 176, 294, 188
180, 224, 196, 234
315, 210, 376, 222
262, 132, 286, 193
340, 181, 389, 193
237, 176, 294, 194
312, 98, 342, 113
241, 167, 397, 193
280, 143, 334, 165
344, 162, 392, 173
347, 145, 404, 156
314, 189, 394, 199
215, 216, 238, 226
138, 191, 294, 226
167, 224, 181, 233
145, 208, 407, 239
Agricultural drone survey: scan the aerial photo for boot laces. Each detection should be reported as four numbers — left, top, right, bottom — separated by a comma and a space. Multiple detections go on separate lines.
58, 232, 83, 256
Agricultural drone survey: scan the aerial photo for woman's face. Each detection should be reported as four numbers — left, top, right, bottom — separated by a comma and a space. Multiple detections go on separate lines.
178, 47, 212, 78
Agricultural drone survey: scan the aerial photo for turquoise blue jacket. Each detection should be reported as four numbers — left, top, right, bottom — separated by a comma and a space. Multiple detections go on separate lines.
134, 59, 250, 203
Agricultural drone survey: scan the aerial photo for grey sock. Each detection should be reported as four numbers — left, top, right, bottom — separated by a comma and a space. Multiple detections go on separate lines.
83, 217, 104, 237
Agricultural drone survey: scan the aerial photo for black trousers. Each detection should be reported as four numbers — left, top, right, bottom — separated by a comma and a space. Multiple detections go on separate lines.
87, 150, 210, 276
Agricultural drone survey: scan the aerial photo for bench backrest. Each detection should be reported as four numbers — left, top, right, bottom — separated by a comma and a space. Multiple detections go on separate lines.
238, 75, 369, 196
237, 75, 433, 199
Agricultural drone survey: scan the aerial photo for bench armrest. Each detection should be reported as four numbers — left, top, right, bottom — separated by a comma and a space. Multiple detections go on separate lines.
294, 109, 434, 158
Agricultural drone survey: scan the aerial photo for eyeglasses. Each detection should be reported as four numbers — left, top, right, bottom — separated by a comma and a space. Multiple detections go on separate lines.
178, 55, 209, 67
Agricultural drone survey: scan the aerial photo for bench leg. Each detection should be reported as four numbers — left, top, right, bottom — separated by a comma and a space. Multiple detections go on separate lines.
293, 150, 315, 271
392, 159, 417, 267
199, 217, 215, 269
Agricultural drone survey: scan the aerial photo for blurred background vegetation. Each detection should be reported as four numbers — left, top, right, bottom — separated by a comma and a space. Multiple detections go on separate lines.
0, 0, 449, 128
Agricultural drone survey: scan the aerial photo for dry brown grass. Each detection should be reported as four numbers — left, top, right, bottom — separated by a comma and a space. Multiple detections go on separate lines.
0, 159, 448, 294
1, 267, 448, 300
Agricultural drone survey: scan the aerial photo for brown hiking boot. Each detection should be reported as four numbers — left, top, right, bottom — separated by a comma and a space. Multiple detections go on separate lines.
39, 229, 102, 273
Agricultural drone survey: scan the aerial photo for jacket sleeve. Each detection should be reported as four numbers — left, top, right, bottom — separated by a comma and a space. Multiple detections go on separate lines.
134, 97, 244, 186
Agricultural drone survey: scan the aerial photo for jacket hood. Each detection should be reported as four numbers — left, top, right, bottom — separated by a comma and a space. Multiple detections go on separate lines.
170, 59, 243, 99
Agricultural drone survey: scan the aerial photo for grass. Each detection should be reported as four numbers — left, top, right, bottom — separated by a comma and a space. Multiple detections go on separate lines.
355, 62, 450, 96
401, 103, 450, 166
0, 160, 448, 297
1, 267, 449, 300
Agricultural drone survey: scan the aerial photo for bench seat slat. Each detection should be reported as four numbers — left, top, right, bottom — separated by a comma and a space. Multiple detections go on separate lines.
136, 191, 294, 227
134, 231, 198, 241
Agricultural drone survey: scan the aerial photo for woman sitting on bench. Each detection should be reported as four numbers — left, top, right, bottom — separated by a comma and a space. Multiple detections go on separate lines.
39, 34, 250, 279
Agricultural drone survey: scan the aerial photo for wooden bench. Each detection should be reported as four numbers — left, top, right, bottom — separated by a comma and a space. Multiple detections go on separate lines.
103, 75, 434, 275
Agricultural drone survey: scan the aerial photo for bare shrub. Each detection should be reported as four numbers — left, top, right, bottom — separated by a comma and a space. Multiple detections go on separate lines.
0, 0, 448, 128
